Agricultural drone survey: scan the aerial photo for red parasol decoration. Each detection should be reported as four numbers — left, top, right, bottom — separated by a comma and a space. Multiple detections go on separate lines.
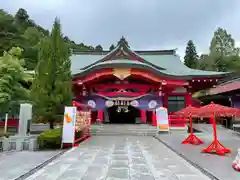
175, 105, 204, 145
197, 101, 240, 155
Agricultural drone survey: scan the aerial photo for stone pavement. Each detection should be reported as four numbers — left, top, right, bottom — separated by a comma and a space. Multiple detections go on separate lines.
0, 150, 62, 180
26, 136, 210, 180
156, 129, 240, 180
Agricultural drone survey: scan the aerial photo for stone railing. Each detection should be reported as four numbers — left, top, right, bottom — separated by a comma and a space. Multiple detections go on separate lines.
30, 123, 51, 133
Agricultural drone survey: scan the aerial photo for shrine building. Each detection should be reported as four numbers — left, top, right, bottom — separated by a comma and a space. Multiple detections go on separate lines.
71, 37, 228, 125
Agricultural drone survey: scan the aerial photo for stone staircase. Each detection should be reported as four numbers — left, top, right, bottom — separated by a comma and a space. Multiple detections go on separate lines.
90, 124, 158, 136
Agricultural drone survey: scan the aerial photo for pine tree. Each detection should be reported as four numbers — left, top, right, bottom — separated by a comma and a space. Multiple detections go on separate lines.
95, 45, 103, 51
31, 18, 72, 128
184, 40, 198, 69
109, 44, 115, 51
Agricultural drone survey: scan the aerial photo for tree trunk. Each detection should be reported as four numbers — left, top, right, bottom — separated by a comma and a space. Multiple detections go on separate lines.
49, 119, 54, 129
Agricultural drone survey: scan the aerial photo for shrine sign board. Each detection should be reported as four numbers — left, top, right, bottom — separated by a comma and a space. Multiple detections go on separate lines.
62, 106, 77, 144
156, 107, 170, 132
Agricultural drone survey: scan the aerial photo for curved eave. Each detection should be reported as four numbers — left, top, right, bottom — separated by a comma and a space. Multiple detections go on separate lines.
80, 44, 121, 70
80, 44, 169, 71
73, 62, 193, 80
189, 71, 231, 78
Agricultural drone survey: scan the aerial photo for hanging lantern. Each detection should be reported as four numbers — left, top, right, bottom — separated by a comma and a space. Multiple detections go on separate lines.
82, 85, 87, 96
158, 86, 162, 96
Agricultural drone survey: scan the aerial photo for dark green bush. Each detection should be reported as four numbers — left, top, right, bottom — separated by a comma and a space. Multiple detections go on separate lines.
37, 127, 62, 149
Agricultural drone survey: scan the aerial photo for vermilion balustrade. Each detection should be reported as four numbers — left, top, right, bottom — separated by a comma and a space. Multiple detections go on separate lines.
0, 119, 19, 127
168, 115, 187, 127
0, 116, 187, 128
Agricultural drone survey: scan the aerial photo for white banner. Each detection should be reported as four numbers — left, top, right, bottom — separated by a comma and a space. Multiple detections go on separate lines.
156, 107, 170, 132
62, 106, 77, 144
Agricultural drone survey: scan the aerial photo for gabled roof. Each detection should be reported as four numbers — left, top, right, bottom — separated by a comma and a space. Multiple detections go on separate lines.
71, 37, 229, 79
81, 37, 165, 71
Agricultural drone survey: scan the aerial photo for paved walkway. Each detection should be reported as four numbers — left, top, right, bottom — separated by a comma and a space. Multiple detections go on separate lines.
26, 136, 210, 180
0, 150, 62, 180
157, 128, 240, 180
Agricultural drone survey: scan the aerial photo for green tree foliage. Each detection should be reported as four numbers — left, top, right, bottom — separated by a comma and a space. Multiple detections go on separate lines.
0, 47, 29, 114
0, 8, 103, 70
15, 8, 29, 23
184, 40, 198, 69
109, 44, 115, 51
31, 18, 72, 129
189, 27, 240, 72
208, 27, 239, 71
95, 45, 103, 51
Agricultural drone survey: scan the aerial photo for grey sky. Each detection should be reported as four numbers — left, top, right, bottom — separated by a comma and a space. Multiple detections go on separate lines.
1, 0, 240, 58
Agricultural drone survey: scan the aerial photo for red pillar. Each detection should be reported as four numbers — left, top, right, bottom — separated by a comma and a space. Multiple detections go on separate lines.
163, 93, 168, 108
141, 110, 146, 123
152, 111, 157, 126
185, 91, 192, 107
97, 110, 103, 123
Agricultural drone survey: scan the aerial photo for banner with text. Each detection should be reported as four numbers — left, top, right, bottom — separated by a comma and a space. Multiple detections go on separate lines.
156, 107, 169, 132
62, 106, 77, 144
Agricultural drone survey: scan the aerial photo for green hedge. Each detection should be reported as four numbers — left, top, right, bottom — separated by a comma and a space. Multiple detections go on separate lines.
37, 127, 62, 149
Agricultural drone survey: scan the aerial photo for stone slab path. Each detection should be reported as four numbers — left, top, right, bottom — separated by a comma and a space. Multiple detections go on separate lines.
157, 131, 240, 180
0, 150, 62, 180
26, 136, 210, 180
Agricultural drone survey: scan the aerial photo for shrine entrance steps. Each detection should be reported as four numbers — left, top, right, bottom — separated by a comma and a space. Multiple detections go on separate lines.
90, 124, 158, 136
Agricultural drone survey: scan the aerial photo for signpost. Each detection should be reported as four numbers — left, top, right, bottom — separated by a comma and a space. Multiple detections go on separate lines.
62, 106, 77, 146
61, 105, 92, 148
156, 107, 170, 132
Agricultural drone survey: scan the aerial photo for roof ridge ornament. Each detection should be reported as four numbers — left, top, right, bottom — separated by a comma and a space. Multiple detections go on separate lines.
118, 36, 129, 47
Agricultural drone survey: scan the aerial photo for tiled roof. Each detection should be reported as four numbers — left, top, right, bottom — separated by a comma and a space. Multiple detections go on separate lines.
70, 38, 228, 78
209, 77, 240, 95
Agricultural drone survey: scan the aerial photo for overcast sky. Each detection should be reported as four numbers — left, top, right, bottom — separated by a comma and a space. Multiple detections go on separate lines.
1, 0, 240, 58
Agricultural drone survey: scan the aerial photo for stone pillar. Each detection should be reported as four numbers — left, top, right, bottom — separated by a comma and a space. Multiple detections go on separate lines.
152, 111, 157, 126
29, 139, 38, 151
97, 110, 103, 123
140, 110, 146, 123
18, 103, 32, 136
16, 140, 23, 151
2, 138, 9, 151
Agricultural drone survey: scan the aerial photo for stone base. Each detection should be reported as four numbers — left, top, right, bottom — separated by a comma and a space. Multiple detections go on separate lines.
1, 135, 38, 152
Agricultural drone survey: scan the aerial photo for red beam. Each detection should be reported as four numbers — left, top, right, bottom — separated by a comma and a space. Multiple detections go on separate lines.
95, 92, 146, 97
94, 84, 155, 91
73, 69, 113, 84
73, 68, 188, 86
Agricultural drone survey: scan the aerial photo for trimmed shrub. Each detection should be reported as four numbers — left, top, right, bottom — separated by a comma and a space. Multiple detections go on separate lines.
37, 127, 62, 149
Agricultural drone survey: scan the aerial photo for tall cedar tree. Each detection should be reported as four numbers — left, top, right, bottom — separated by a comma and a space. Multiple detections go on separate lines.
109, 44, 115, 51
31, 18, 72, 129
184, 40, 198, 69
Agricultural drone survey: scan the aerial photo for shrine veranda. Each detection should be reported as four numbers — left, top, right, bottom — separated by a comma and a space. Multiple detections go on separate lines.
71, 37, 228, 126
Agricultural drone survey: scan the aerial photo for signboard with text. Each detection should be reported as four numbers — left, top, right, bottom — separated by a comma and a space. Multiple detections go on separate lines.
62, 106, 77, 144
156, 107, 170, 132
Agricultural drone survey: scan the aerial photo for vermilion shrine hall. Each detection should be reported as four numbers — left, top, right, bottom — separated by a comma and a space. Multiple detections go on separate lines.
71, 37, 228, 125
